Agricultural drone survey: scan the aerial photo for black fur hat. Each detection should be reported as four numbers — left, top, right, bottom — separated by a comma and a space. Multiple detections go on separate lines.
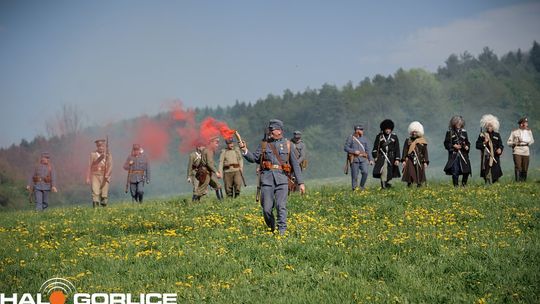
380, 119, 394, 131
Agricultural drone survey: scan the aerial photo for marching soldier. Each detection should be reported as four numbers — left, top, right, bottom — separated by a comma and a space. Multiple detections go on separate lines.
187, 143, 205, 202
344, 124, 374, 191
372, 119, 401, 189
26, 152, 57, 211
218, 138, 244, 198
291, 131, 307, 171
239, 119, 305, 235
193, 136, 224, 201
86, 139, 112, 207
402, 121, 429, 187
443, 115, 472, 187
507, 117, 534, 182
476, 114, 503, 184
123, 144, 150, 203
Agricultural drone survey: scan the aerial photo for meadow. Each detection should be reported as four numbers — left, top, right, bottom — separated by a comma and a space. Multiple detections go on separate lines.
1, 181, 539, 303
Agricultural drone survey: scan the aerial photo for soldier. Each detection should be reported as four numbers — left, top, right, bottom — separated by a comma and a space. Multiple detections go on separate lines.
507, 117, 534, 182
86, 139, 112, 207
476, 114, 503, 184
443, 115, 472, 187
239, 119, 305, 235
26, 152, 58, 211
291, 130, 307, 191
187, 142, 205, 202
193, 136, 224, 201
218, 138, 244, 198
402, 121, 429, 187
344, 124, 374, 191
123, 144, 150, 203
372, 119, 401, 189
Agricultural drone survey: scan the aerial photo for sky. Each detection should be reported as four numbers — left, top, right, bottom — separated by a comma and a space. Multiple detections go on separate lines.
0, 0, 539, 148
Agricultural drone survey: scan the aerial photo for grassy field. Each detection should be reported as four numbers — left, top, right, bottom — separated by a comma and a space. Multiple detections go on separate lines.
1, 181, 539, 303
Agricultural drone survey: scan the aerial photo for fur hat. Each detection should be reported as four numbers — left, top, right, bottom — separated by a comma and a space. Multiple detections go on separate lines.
380, 119, 394, 131
449, 115, 465, 129
480, 114, 500, 132
518, 116, 528, 124
408, 121, 424, 137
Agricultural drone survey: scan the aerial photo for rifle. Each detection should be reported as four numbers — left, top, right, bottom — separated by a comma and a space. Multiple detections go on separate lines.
28, 186, 34, 205
125, 163, 132, 193
233, 131, 248, 187
100, 136, 109, 190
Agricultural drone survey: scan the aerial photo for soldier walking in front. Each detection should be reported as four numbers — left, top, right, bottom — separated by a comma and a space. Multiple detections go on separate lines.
402, 121, 429, 187
193, 136, 224, 201
187, 143, 205, 202
443, 116, 472, 187
240, 119, 305, 235
123, 144, 150, 203
86, 139, 112, 207
507, 117, 534, 182
218, 138, 244, 198
372, 119, 401, 189
476, 114, 503, 184
26, 152, 58, 211
344, 124, 374, 191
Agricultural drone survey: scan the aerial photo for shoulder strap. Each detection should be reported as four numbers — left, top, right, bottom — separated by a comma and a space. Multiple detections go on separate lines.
352, 136, 366, 151
261, 141, 267, 164
268, 141, 286, 167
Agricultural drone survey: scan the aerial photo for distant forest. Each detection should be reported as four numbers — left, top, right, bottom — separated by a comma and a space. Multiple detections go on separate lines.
1, 42, 540, 208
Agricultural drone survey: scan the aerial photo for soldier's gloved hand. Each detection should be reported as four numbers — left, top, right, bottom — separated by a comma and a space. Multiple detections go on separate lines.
394, 160, 400, 166
51, 186, 58, 193
187, 177, 192, 184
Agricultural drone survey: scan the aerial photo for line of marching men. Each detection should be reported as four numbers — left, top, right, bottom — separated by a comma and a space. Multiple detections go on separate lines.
26, 116, 532, 236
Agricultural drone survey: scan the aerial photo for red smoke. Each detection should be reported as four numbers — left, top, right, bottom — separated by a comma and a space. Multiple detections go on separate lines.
136, 117, 170, 161
171, 102, 235, 153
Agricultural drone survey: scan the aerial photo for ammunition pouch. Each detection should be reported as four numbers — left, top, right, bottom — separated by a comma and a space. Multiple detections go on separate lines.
262, 161, 291, 173
195, 167, 208, 184
349, 152, 368, 160
300, 159, 308, 170
223, 164, 240, 170
33, 175, 51, 184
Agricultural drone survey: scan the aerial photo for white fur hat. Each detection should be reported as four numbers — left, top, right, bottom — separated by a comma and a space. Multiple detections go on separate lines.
408, 121, 424, 137
480, 114, 500, 132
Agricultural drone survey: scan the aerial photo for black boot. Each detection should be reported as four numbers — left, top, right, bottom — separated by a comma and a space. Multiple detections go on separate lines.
452, 176, 459, 187
215, 189, 223, 201
462, 175, 469, 187
515, 169, 520, 182
520, 172, 527, 182
138, 193, 143, 203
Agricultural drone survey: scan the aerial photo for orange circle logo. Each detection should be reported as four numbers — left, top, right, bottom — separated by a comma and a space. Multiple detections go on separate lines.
49, 290, 66, 304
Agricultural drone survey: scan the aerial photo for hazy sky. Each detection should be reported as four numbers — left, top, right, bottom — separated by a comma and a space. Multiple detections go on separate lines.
1, 0, 539, 148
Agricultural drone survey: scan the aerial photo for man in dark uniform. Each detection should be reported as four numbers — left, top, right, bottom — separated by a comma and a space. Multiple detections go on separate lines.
240, 119, 305, 235
344, 124, 374, 191
291, 130, 307, 191
476, 114, 503, 184
123, 144, 150, 203
372, 119, 401, 189
443, 115, 471, 187
26, 152, 58, 211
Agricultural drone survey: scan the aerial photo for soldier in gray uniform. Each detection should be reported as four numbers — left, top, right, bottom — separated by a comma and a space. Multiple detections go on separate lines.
291, 130, 307, 191
26, 152, 58, 211
123, 144, 150, 203
344, 124, 374, 190
240, 119, 305, 235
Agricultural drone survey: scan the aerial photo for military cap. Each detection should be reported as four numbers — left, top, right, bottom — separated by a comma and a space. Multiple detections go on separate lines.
354, 124, 364, 131
518, 116, 528, 124
94, 139, 106, 145
380, 119, 394, 131
132, 144, 141, 150
40, 152, 50, 159
225, 138, 234, 144
293, 130, 302, 136
268, 119, 284, 131
208, 135, 220, 142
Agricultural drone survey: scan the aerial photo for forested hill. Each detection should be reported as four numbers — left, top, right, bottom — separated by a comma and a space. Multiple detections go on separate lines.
1, 42, 540, 208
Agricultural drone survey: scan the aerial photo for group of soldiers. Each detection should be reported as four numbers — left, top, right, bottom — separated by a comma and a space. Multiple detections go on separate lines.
347, 115, 534, 190
25, 116, 533, 236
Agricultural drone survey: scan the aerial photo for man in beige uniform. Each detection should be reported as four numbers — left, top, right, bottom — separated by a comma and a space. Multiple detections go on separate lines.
86, 139, 113, 207
187, 143, 204, 202
507, 117, 534, 182
218, 138, 244, 198
194, 136, 223, 201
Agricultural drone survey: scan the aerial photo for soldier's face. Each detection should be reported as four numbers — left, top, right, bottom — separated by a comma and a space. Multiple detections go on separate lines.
271, 129, 282, 139
227, 143, 234, 149
356, 129, 364, 136
40, 157, 49, 165
411, 131, 417, 137
520, 121, 528, 129
133, 149, 141, 156
209, 140, 219, 150
487, 125, 494, 132
97, 145, 105, 153
384, 128, 391, 135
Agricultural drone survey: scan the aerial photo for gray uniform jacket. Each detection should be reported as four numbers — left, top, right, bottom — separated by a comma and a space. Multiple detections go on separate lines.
344, 135, 373, 162
243, 138, 304, 186
123, 155, 150, 183
28, 164, 56, 191
292, 140, 306, 164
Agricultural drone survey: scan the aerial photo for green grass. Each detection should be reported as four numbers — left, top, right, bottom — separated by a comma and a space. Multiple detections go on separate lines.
1, 181, 539, 303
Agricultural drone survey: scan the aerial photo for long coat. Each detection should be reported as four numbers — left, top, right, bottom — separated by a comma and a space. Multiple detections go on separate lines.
401, 137, 429, 184
475, 131, 504, 181
372, 133, 401, 179
443, 129, 472, 176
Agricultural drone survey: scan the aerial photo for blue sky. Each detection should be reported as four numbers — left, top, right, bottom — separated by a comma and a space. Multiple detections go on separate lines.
0, 0, 539, 147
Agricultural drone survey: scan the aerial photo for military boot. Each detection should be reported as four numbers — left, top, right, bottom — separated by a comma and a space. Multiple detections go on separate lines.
515, 169, 520, 182
100, 198, 108, 207
92, 201, 99, 208
452, 176, 459, 187
520, 172, 527, 182
138, 193, 144, 203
